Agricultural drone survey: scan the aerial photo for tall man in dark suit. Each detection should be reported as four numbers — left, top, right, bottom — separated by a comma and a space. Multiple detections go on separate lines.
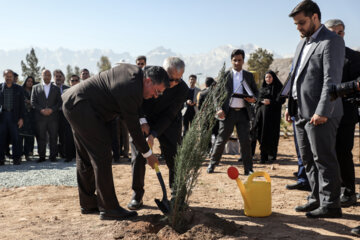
284, 0, 345, 218
54, 69, 70, 160
0, 69, 24, 165
207, 49, 258, 175
128, 57, 188, 210
62, 64, 169, 220
31, 69, 62, 163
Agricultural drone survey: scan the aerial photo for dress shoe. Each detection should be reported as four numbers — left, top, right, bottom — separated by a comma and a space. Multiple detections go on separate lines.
238, 158, 242, 162
306, 207, 342, 218
351, 226, 360, 236
244, 169, 254, 176
207, 164, 215, 173
50, 158, 58, 162
13, 159, 21, 165
100, 207, 138, 220
340, 194, 357, 207
286, 182, 311, 191
25, 155, 31, 161
0, 161, 4, 166
295, 202, 319, 212
64, 158, 72, 163
293, 171, 298, 177
260, 159, 266, 164
81, 207, 99, 214
127, 199, 143, 210
37, 157, 46, 163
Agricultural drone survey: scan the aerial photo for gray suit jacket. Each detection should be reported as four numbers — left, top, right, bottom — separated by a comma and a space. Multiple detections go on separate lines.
31, 83, 62, 120
288, 26, 345, 119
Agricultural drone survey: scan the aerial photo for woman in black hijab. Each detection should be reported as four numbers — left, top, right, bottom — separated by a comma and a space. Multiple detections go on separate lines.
255, 71, 285, 163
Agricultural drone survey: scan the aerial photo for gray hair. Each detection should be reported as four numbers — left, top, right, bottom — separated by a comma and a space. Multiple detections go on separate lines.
163, 57, 185, 73
324, 19, 345, 30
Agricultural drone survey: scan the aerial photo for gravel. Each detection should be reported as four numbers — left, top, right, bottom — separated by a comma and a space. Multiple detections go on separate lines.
0, 159, 77, 189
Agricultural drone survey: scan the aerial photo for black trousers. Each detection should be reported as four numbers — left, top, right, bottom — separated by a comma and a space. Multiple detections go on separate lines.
130, 122, 181, 201
183, 109, 195, 136
35, 115, 58, 159
63, 100, 120, 211
336, 122, 356, 196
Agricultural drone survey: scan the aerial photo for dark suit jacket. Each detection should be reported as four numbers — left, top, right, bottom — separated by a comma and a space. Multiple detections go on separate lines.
222, 69, 259, 119
142, 80, 189, 138
31, 83, 62, 120
0, 83, 25, 123
340, 47, 360, 125
288, 26, 345, 119
61, 63, 150, 154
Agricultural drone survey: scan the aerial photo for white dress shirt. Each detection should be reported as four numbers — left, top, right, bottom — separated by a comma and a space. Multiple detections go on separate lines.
229, 69, 246, 108
43, 82, 51, 99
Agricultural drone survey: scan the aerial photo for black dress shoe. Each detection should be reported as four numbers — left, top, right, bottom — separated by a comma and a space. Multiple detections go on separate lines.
37, 157, 46, 163
207, 164, 215, 173
0, 161, 5, 166
295, 202, 319, 212
50, 158, 58, 162
127, 199, 143, 210
100, 207, 138, 220
238, 158, 242, 162
286, 182, 311, 191
306, 207, 342, 218
81, 207, 99, 214
340, 194, 357, 207
64, 158, 72, 162
293, 171, 298, 177
244, 170, 254, 176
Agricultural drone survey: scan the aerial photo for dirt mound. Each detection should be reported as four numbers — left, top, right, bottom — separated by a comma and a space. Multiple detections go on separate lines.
112, 210, 244, 240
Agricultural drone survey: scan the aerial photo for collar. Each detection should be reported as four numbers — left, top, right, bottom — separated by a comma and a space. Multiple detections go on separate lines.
307, 24, 323, 44
42, 82, 52, 87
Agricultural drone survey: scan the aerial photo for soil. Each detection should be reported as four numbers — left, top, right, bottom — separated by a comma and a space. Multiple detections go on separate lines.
1, 136, 360, 240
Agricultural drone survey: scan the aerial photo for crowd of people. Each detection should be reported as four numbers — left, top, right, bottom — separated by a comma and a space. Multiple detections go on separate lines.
1, 0, 360, 236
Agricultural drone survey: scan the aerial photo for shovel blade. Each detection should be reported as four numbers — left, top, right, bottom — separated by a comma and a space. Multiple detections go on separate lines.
155, 198, 171, 215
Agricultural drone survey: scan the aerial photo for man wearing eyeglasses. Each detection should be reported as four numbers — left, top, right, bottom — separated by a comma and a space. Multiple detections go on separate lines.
128, 57, 189, 210
136, 55, 147, 70
62, 64, 169, 220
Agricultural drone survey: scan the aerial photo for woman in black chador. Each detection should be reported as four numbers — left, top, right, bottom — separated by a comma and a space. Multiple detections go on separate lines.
255, 71, 285, 163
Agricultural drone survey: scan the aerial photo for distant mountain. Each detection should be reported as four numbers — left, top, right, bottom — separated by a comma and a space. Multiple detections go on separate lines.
0, 44, 285, 84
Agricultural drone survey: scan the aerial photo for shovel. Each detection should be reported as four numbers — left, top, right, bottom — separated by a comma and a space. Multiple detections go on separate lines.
154, 162, 171, 214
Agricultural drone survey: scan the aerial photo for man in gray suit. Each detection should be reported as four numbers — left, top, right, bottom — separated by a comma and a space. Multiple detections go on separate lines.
284, 0, 345, 218
207, 49, 258, 175
62, 64, 169, 220
31, 69, 62, 162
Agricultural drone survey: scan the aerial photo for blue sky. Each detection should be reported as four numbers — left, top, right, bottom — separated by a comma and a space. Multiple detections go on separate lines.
1, 0, 359, 56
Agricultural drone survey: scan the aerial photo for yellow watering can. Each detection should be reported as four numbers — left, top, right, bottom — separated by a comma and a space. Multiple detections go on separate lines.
227, 167, 272, 217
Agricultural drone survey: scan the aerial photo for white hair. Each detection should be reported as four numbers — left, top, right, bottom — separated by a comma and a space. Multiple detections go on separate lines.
324, 19, 345, 30
162, 57, 185, 73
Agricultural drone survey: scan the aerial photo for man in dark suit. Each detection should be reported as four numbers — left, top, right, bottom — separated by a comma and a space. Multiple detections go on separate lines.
62, 64, 169, 220
284, 0, 345, 218
207, 49, 258, 175
128, 57, 188, 210
325, 19, 360, 208
54, 69, 70, 160
182, 74, 200, 136
31, 69, 62, 162
0, 69, 24, 165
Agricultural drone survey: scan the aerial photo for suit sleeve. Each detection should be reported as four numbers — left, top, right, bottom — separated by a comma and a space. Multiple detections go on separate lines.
31, 87, 42, 113
315, 36, 345, 117
50, 88, 62, 113
120, 96, 150, 154
18, 86, 25, 120
151, 84, 189, 137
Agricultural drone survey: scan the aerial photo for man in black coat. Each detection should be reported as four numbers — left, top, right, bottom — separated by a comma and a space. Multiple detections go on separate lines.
31, 69, 62, 162
62, 64, 169, 220
0, 69, 24, 165
128, 57, 188, 210
207, 49, 258, 175
325, 19, 360, 208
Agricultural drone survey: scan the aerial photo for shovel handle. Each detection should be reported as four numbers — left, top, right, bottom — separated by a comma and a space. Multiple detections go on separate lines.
154, 163, 168, 200
236, 178, 251, 209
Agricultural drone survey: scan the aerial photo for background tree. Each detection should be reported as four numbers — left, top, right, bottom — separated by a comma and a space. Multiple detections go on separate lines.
20, 48, 43, 82
247, 48, 274, 86
97, 56, 111, 72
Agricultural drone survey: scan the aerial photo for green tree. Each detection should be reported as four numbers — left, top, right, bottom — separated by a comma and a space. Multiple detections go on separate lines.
20, 48, 43, 82
97, 56, 111, 72
247, 48, 274, 86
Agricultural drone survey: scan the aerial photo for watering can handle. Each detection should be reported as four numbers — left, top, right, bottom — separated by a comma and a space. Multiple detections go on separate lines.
247, 171, 271, 183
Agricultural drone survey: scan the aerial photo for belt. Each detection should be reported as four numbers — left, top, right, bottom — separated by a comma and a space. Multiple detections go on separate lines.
230, 107, 245, 111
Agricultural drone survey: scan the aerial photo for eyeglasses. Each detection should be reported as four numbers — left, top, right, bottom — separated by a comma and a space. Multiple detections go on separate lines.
70, 79, 80, 82
137, 63, 145, 66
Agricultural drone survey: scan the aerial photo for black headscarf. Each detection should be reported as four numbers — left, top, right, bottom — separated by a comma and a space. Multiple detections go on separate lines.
259, 70, 283, 99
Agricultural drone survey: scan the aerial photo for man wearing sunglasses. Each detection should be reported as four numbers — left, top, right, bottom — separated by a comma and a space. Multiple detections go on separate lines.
128, 57, 189, 210
62, 64, 169, 221
136, 55, 147, 70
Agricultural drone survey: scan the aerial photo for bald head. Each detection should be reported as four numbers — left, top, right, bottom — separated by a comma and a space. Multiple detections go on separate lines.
42, 69, 52, 85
